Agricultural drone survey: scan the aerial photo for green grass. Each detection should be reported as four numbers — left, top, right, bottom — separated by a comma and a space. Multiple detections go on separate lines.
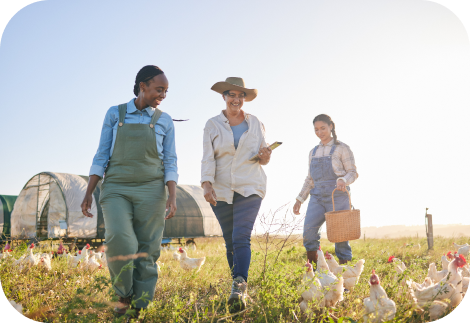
1, 235, 468, 322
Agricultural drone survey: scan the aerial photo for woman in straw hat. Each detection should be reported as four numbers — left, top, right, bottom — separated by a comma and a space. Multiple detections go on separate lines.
81, 65, 178, 318
201, 77, 271, 312
293, 114, 358, 267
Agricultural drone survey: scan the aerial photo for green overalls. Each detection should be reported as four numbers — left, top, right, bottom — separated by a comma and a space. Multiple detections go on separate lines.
99, 103, 166, 309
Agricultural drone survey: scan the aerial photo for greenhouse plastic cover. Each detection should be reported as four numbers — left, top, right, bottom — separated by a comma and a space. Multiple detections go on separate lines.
11, 172, 97, 238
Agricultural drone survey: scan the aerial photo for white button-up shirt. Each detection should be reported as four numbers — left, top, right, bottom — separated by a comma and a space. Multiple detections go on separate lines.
201, 111, 267, 204
296, 139, 358, 203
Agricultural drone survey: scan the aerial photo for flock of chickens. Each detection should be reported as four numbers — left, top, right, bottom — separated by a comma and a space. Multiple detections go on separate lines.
0, 242, 107, 272
298, 243, 470, 322
2, 241, 470, 321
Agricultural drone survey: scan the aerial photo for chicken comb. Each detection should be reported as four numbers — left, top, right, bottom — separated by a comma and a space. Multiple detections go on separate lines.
319, 246, 322, 250
387, 255, 395, 263
86, 244, 90, 249
458, 254, 467, 264
30, 243, 35, 248
372, 269, 376, 274
446, 251, 454, 258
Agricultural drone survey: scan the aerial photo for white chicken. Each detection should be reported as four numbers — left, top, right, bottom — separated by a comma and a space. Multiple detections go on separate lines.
427, 252, 454, 284
38, 253, 52, 271
0, 242, 13, 260
453, 242, 470, 257
298, 261, 324, 312
316, 249, 344, 307
411, 254, 467, 307
86, 254, 102, 271
413, 277, 433, 290
173, 251, 181, 261
363, 270, 396, 323
387, 256, 406, 272
462, 277, 469, 296
178, 247, 205, 271
19, 243, 40, 270
67, 245, 90, 269
324, 251, 365, 290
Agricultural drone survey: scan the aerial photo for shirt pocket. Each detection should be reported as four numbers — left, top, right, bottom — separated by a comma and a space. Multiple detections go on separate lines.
241, 132, 261, 155
154, 125, 166, 154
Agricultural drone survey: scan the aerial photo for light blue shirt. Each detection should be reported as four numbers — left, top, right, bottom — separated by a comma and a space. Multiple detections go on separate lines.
230, 120, 249, 149
89, 98, 178, 184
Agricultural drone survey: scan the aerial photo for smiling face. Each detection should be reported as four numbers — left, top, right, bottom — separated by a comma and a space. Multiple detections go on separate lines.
223, 90, 245, 113
141, 73, 169, 108
314, 121, 333, 142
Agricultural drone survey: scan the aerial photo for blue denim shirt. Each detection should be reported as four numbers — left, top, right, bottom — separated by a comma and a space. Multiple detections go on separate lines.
89, 98, 178, 184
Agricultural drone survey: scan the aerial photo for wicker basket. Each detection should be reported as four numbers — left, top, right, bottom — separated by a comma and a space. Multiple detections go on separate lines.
325, 188, 361, 243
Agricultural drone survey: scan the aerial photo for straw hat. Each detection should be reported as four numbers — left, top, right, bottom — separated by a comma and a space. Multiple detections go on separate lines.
211, 77, 258, 102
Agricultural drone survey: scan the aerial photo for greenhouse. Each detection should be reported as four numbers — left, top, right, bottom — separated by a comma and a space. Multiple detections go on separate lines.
0, 195, 17, 241
10, 172, 104, 240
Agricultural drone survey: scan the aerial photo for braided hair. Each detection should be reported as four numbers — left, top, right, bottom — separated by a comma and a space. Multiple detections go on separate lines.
133, 65, 164, 96
313, 114, 339, 145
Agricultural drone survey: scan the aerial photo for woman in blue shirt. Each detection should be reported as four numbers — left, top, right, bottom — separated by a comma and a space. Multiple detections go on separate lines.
80, 65, 178, 318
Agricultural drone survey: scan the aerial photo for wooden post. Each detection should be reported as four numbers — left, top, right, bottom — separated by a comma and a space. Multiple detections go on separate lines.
364, 233, 366, 241
425, 208, 434, 250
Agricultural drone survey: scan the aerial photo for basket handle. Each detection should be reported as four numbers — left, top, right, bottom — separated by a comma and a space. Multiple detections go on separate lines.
331, 188, 352, 212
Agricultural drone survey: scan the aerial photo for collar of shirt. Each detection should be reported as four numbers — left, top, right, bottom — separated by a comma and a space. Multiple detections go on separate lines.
218, 110, 251, 124
127, 98, 156, 116
319, 138, 335, 147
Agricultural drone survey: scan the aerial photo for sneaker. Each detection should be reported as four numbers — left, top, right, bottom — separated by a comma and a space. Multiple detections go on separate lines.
228, 276, 247, 312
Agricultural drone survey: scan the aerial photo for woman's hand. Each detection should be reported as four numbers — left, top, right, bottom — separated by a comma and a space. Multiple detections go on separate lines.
337, 179, 346, 192
202, 181, 217, 206
165, 194, 177, 219
258, 145, 272, 165
166, 181, 177, 219
80, 175, 100, 218
81, 193, 94, 218
293, 200, 302, 215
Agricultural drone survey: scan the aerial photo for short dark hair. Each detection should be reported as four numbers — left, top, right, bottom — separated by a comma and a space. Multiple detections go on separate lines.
223, 90, 246, 97
133, 65, 164, 96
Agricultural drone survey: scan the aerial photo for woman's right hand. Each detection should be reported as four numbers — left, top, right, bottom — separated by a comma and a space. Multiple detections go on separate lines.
293, 200, 302, 215
81, 193, 94, 218
202, 181, 217, 206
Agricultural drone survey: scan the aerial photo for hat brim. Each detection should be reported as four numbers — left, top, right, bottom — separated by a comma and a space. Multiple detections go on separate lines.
211, 82, 258, 102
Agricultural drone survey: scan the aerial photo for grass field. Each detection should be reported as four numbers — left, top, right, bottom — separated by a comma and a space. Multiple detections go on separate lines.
1, 234, 468, 322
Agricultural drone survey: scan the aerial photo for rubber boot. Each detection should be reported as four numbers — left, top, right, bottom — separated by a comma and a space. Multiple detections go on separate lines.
307, 251, 318, 267
339, 259, 350, 265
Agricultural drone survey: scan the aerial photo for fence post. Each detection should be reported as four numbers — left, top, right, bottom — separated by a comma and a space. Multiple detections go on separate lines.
425, 208, 434, 250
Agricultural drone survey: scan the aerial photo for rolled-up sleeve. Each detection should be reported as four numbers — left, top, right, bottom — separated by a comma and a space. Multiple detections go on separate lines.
335, 145, 358, 186
162, 118, 178, 184
89, 108, 115, 178
296, 149, 315, 203
201, 123, 216, 184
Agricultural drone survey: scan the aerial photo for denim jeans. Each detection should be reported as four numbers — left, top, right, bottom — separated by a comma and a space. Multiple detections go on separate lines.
303, 183, 352, 261
211, 192, 262, 281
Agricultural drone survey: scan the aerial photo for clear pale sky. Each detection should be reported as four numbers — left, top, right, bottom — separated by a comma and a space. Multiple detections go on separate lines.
1, 0, 470, 230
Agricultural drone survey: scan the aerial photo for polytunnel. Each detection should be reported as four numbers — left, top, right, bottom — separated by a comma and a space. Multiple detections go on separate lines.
10, 172, 104, 240
0, 195, 17, 241
163, 185, 223, 238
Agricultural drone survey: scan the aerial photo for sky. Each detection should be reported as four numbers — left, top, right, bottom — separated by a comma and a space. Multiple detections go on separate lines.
0, 0, 470, 321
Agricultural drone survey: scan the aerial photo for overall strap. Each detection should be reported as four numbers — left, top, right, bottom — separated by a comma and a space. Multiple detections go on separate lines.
117, 104, 127, 126
312, 145, 319, 156
149, 108, 163, 128
329, 145, 337, 156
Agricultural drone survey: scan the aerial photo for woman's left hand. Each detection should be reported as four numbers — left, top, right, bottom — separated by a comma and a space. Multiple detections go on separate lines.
336, 179, 347, 192
258, 145, 272, 165
165, 194, 177, 219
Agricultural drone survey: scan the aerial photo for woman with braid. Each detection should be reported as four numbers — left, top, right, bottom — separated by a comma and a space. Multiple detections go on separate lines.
80, 65, 178, 319
293, 114, 358, 267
